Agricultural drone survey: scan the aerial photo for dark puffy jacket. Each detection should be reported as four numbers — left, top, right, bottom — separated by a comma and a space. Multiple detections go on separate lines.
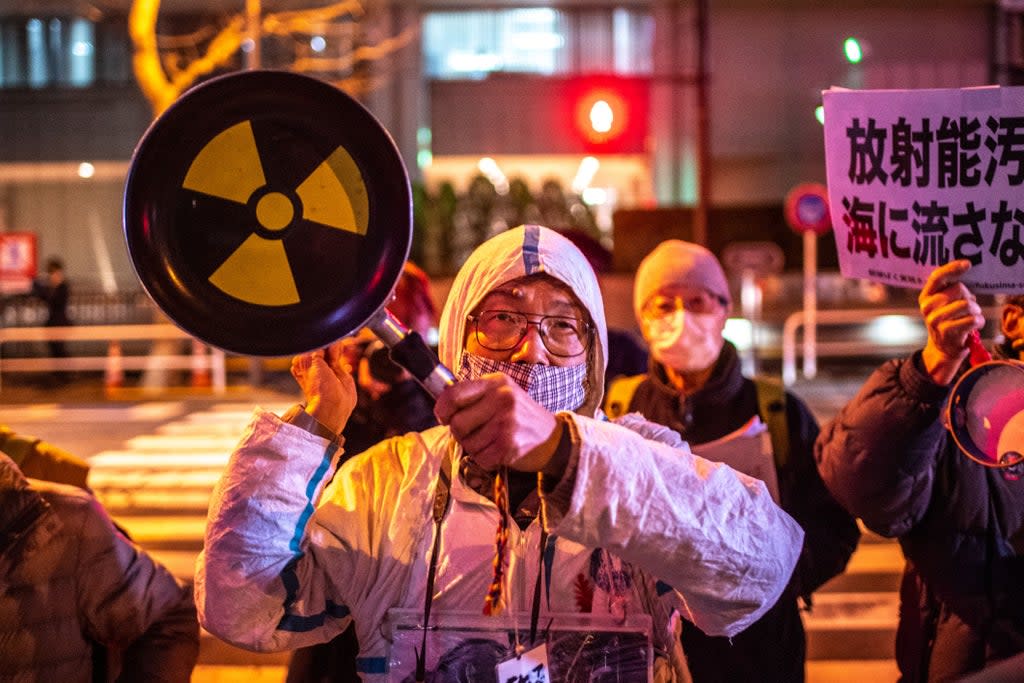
0, 454, 199, 682
816, 352, 1024, 682
609, 342, 861, 683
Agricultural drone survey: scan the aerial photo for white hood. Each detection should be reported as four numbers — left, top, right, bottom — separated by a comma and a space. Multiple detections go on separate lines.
437, 225, 609, 417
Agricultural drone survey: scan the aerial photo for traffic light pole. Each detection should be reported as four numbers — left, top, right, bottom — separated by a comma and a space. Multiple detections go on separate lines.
694, 0, 710, 247
245, 0, 261, 70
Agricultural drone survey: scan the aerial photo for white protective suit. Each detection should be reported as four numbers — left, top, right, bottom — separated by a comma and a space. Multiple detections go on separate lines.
196, 225, 804, 682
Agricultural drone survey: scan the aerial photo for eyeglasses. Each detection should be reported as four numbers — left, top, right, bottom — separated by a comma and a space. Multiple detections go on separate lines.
641, 292, 726, 319
467, 310, 591, 357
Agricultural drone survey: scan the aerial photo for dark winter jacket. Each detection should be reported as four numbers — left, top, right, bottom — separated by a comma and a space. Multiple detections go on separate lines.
32, 278, 71, 326
0, 454, 199, 682
608, 341, 861, 683
815, 351, 1024, 682
340, 378, 439, 456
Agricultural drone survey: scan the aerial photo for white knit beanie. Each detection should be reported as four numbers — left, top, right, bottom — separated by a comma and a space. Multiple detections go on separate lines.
633, 240, 731, 322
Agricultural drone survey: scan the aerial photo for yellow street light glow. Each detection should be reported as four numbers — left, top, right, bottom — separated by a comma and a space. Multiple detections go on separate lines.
478, 157, 498, 174
477, 157, 508, 194
572, 156, 600, 194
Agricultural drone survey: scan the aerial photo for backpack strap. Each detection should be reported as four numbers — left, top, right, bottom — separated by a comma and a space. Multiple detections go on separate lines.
754, 376, 790, 469
605, 374, 792, 469
604, 374, 646, 418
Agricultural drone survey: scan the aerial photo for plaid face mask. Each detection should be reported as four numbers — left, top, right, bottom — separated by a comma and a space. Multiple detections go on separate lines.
458, 352, 588, 414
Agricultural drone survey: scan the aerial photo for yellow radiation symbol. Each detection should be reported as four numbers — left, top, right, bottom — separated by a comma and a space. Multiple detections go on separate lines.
182, 121, 369, 306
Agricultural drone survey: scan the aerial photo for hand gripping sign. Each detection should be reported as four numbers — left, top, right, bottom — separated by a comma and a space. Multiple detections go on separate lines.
823, 86, 1024, 469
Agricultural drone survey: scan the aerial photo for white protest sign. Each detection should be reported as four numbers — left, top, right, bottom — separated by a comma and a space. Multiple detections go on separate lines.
823, 86, 1024, 293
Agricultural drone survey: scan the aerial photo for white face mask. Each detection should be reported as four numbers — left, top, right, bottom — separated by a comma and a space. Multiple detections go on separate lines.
643, 310, 724, 372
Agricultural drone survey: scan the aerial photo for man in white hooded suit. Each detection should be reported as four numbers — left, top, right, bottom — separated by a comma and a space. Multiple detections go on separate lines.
197, 225, 804, 682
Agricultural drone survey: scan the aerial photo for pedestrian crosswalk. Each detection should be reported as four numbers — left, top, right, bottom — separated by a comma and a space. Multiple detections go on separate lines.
91, 403, 289, 516
84, 402, 295, 676
2, 401, 189, 422
806, 530, 901, 662
79, 400, 903, 681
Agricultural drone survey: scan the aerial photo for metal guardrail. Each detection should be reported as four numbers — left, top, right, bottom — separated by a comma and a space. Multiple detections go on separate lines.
1, 291, 158, 327
0, 324, 226, 393
781, 306, 1004, 386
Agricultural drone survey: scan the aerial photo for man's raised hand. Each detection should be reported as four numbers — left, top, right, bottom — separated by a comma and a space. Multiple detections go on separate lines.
290, 343, 358, 435
919, 260, 986, 385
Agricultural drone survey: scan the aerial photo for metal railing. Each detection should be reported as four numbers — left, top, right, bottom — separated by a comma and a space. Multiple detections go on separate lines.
0, 324, 226, 393
781, 306, 1003, 386
1, 291, 158, 327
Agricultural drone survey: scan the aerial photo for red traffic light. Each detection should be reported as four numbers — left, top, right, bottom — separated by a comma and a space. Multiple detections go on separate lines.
575, 88, 628, 144
564, 77, 648, 153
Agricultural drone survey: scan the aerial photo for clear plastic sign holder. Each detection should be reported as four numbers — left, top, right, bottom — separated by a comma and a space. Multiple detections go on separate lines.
385, 608, 653, 682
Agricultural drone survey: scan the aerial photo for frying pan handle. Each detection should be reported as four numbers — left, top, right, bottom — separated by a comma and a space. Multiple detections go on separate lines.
366, 308, 456, 399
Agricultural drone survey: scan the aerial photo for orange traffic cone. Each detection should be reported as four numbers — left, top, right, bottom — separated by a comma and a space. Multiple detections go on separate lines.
191, 339, 212, 388
105, 340, 124, 394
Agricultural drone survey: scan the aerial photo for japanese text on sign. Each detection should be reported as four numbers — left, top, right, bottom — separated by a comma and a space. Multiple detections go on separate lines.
823, 86, 1024, 293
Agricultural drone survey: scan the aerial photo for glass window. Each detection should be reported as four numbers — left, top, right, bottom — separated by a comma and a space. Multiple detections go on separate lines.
26, 18, 48, 87
68, 18, 95, 87
94, 20, 132, 85
424, 9, 566, 79
423, 7, 652, 80
0, 15, 125, 89
0, 21, 26, 87
613, 8, 653, 74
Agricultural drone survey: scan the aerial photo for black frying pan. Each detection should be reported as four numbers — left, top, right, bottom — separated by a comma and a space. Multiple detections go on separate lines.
123, 70, 453, 395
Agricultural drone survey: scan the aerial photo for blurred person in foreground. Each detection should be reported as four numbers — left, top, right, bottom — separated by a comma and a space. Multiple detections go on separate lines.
0, 423, 90, 490
287, 262, 441, 682
605, 240, 860, 683
816, 259, 1024, 682
0, 450, 198, 682
197, 224, 804, 682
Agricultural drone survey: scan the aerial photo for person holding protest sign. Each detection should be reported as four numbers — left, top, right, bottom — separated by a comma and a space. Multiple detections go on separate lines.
816, 259, 1024, 682
196, 224, 805, 683
605, 240, 860, 683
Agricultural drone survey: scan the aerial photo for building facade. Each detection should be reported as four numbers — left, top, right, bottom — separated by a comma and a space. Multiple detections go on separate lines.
0, 0, 1002, 291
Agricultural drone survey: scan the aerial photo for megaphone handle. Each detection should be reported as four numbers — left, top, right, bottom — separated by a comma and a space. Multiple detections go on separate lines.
967, 329, 992, 366
367, 308, 456, 399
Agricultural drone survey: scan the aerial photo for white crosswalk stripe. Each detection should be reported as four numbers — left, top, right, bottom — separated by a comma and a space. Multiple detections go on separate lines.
89, 402, 291, 520
2, 402, 188, 422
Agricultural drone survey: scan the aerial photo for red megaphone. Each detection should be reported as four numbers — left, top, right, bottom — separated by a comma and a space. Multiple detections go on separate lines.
945, 331, 1024, 469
